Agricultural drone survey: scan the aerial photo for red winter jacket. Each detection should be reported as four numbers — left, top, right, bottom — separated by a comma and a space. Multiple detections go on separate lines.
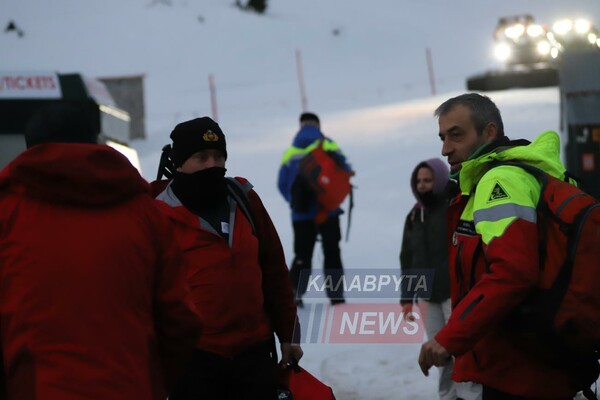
0, 144, 201, 400
154, 177, 298, 357
438, 195, 577, 397
435, 134, 579, 398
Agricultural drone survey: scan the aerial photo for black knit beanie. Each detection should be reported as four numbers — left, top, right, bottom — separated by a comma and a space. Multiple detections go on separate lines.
25, 102, 98, 148
299, 112, 320, 125
169, 117, 227, 167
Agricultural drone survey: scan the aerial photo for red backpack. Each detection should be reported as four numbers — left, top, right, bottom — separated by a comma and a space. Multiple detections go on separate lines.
297, 140, 352, 223
500, 162, 600, 394
276, 363, 337, 400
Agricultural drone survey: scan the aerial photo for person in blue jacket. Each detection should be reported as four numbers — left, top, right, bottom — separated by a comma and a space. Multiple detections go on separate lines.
278, 112, 353, 306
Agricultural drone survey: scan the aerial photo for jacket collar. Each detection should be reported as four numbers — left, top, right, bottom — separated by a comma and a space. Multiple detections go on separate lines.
457, 131, 566, 194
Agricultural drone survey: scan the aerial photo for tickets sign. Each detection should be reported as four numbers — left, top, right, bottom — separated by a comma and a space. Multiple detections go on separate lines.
0, 72, 62, 99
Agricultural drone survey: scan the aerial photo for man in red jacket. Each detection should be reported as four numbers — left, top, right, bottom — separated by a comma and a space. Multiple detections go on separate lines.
0, 103, 201, 400
154, 117, 302, 400
418, 94, 587, 399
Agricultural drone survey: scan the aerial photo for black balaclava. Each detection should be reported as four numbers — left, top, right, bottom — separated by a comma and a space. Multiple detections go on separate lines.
171, 166, 228, 212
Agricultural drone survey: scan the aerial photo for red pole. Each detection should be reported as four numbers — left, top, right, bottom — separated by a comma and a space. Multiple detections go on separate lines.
296, 49, 308, 111
426, 48, 437, 96
208, 74, 218, 122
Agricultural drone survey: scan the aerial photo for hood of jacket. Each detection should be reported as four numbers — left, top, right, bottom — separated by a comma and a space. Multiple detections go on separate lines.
0, 143, 150, 207
457, 130, 566, 194
292, 125, 325, 148
410, 158, 449, 205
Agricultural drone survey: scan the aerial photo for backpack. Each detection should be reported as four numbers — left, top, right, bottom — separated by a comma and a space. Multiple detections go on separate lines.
498, 162, 600, 395
224, 176, 256, 234
295, 140, 353, 225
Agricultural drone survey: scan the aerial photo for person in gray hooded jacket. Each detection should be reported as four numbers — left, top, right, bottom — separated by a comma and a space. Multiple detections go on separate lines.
400, 158, 481, 400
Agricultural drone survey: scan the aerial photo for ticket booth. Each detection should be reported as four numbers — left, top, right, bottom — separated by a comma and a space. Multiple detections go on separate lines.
0, 71, 140, 171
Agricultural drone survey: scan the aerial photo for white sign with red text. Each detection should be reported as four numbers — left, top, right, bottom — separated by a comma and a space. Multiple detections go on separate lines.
0, 72, 62, 99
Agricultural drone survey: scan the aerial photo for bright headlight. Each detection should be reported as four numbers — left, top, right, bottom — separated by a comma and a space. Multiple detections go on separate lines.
551, 47, 559, 59
505, 24, 525, 40
537, 41, 551, 55
553, 19, 573, 35
588, 32, 598, 44
575, 19, 591, 34
527, 24, 545, 37
494, 43, 512, 61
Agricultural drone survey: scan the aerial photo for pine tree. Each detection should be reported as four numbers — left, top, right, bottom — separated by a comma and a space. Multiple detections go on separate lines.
247, 0, 267, 13
236, 0, 267, 14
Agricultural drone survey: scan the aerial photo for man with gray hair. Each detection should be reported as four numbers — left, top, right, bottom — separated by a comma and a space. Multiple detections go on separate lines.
419, 93, 590, 399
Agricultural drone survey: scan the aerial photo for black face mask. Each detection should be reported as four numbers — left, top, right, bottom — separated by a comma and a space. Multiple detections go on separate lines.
171, 166, 228, 210
418, 191, 437, 208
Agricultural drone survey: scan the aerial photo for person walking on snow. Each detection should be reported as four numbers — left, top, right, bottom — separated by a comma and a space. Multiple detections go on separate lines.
278, 112, 353, 306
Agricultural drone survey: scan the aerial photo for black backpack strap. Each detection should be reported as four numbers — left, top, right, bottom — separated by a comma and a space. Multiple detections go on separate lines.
491, 161, 548, 183
157, 144, 175, 181
224, 180, 285, 355
225, 177, 257, 235
582, 385, 598, 400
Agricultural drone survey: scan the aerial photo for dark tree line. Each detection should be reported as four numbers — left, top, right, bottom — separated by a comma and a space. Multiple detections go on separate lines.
236, 0, 267, 14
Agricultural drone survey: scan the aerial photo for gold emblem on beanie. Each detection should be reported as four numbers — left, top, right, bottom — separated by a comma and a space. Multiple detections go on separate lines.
203, 130, 219, 142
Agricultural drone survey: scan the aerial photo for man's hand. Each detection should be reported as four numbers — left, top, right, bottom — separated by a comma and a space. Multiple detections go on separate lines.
401, 303, 415, 322
418, 338, 451, 376
280, 343, 303, 368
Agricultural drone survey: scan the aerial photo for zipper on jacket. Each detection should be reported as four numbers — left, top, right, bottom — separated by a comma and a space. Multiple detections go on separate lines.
455, 241, 465, 304
459, 293, 484, 321
469, 242, 485, 289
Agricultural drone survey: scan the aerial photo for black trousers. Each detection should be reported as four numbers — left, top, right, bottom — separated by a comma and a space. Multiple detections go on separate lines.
289, 215, 344, 301
482, 386, 571, 400
170, 341, 278, 400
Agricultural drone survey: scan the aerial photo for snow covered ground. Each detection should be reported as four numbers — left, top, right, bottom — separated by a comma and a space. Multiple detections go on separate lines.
3, 0, 600, 397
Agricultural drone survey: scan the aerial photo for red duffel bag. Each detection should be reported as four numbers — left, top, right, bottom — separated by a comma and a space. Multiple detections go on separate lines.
276, 362, 336, 400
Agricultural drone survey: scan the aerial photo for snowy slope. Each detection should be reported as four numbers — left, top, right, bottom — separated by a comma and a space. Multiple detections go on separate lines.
3, 0, 599, 397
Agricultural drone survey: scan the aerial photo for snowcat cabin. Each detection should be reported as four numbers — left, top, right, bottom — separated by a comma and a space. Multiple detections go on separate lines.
551, 18, 600, 52
466, 14, 561, 91
492, 14, 560, 67
0, 72, 140, 172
